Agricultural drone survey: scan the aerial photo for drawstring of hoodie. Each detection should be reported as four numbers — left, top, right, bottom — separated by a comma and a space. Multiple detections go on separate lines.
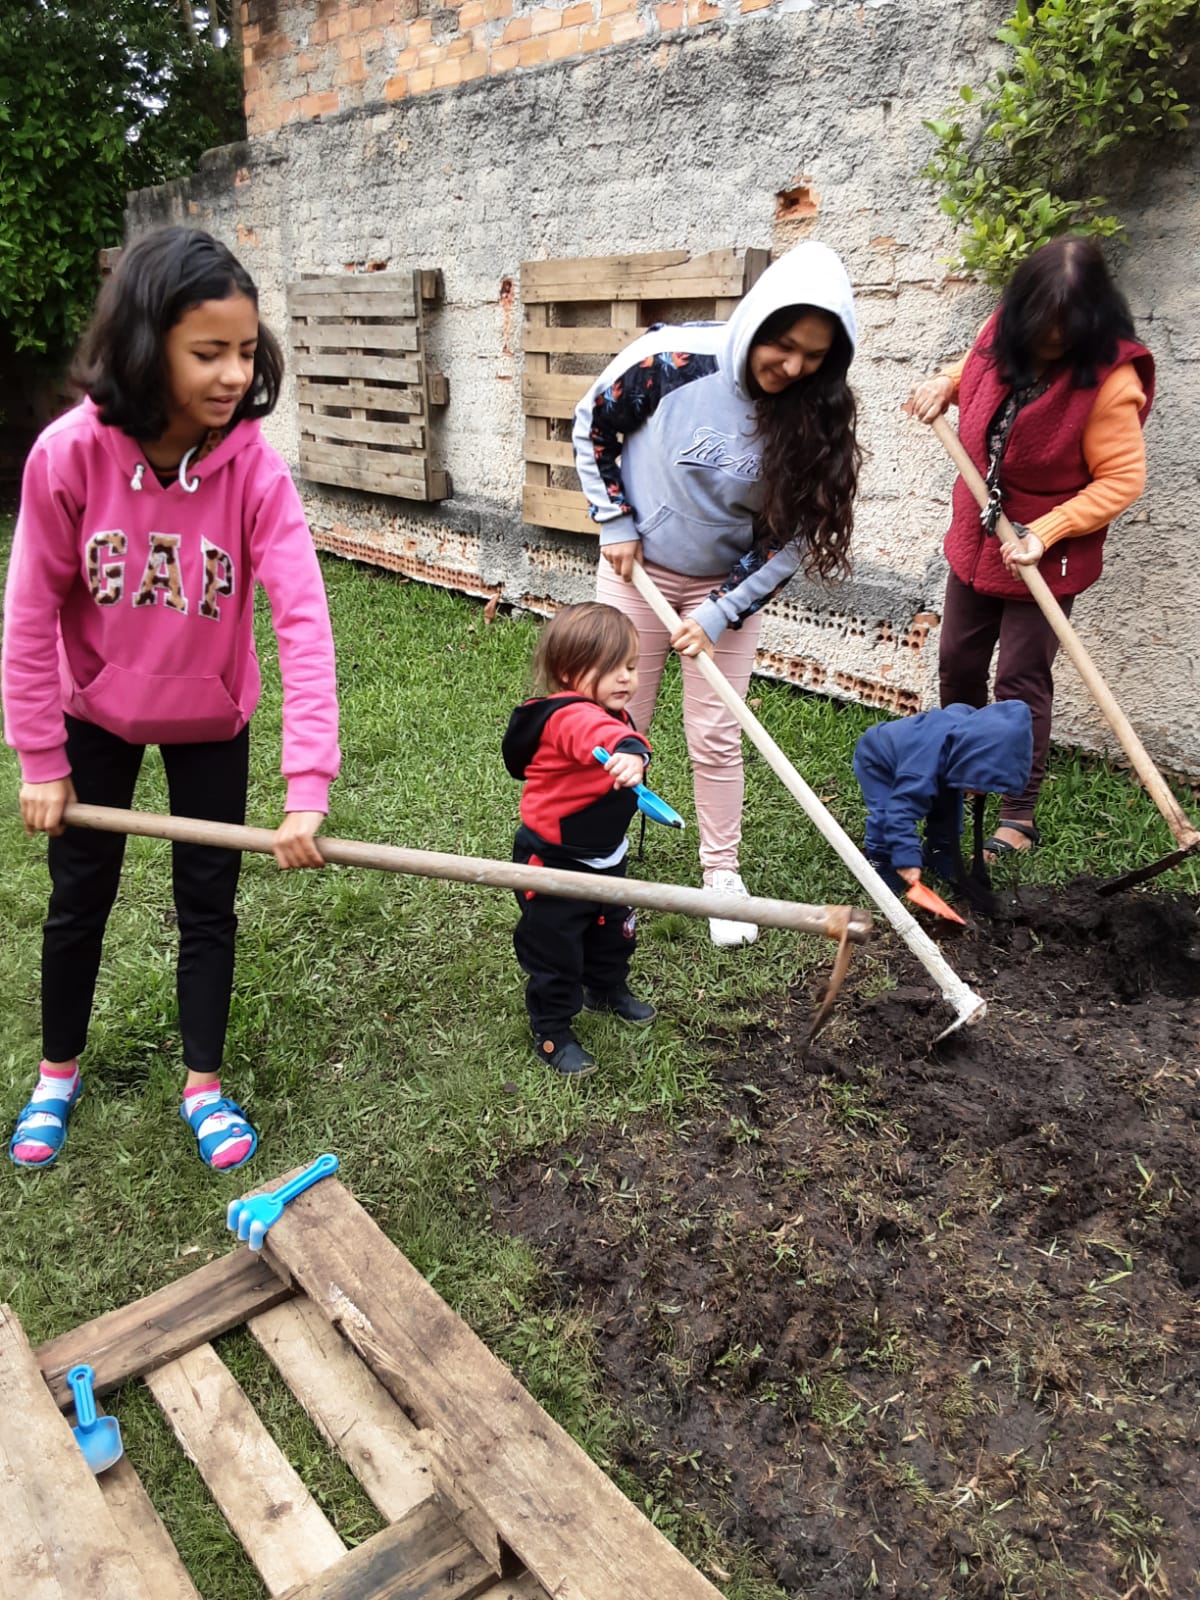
128, 429, 222, 493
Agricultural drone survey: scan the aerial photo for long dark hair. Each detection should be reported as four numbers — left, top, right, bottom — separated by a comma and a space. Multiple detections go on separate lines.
750, 304, 860, 580
75, 226, 284, 440
987, 236, 1136, 391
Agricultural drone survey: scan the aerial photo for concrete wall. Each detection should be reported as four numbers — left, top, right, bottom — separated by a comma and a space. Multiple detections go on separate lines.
127, 0, 1200, 774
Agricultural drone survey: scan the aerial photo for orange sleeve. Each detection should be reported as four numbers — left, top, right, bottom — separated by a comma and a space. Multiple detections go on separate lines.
1028, 364, 1147, 548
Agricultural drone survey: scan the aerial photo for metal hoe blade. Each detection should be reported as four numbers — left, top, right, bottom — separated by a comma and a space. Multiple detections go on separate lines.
807, 914, 856, 1044
1097, 837, 1200, 896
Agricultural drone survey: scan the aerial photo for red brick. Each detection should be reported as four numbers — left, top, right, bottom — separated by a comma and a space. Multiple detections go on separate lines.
328, 12, 352, 37
518, 35, 550, 63
300, 90, 340, 117
243, 22, 261, 43
740, 0, 771, 11
600, 0, 636, 14
461, 48, 488, 77
656, 2, 682, 26
384, 71, 409, 97
530, 6, 561, 34
502, 15, 532, 40
610, 10, 642, 37
580, 19, 612, 46
563, 1, 593, 22
460, 0, 485, 24
491, 40, 520, 68
432, 56, 463, 86
409, 64, 435, 91
547, 24, 582, 56
335, 56, 368, 83
393, 45, 419, 68
338, 36, 362, 57
409, 18, 433, 42
349, 4, 373, 27
483, 0, 512, 17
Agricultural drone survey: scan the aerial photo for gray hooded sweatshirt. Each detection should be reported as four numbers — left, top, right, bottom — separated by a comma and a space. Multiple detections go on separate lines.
572, 241, 857, 641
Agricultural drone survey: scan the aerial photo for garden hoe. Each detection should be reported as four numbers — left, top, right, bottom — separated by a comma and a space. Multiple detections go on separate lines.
626, 564, 987, 1043
59, 805, 872, 1038
930, 415, 1200, 894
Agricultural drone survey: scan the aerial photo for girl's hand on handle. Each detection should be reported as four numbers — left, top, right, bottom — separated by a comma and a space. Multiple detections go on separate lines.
603, 751, 646, 789
273, 811, 326, 869
903, 375, 955, 424
1000, 526, 1045, 570
670, 617, 714, 658
602, 541, 643, 581
20, 778, 76, 837
897, 866, 921, 887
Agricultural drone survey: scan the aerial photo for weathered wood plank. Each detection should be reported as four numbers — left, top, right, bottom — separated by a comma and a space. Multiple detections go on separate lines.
475, 1576, 552, 1600
37, 1250, 293, 1408
300, 413, 425, 450
249, 1297, 435, 1524
261, 1182, 725, 1600
521, 247, 755, 303
275, 1497, 494, 1600
300, 442, 428, 487
289, 291, 419, 320
521, 372, 591, 421
146, 1343, 345, 1596
297, 379, 428, 414
521, 326, 648, 356
292, 323, 420, 354
294, 351, 422, 384
523, 437, 577, 469
299, 453, 436, 502
522, 485, 596, 536
289, 275, 416, 311
99, 1452, 203, 1600
0, 1305, 157, 1600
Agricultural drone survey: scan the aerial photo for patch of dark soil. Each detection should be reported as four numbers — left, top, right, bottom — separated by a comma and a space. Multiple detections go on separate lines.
492, 883, 1200, 1598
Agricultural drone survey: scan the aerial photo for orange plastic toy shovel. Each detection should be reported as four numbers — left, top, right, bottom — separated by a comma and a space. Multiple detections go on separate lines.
905, 879, 966, 925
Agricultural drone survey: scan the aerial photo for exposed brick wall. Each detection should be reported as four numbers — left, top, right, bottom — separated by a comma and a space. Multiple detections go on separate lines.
243, 0, 784, 131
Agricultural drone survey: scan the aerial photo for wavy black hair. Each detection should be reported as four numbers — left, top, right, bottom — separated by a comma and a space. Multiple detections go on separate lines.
75, 227, 284, 441
986, 236, 1136, 392
749, 304, 861, 581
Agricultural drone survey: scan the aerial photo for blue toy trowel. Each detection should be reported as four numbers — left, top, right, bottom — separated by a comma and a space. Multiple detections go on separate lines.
66, 1363, 123, 1474
226, 1152, 339, 1252
593, 747, 685, 829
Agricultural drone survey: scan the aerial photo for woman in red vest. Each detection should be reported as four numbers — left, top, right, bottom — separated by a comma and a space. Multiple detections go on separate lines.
905, 238, 1154, 857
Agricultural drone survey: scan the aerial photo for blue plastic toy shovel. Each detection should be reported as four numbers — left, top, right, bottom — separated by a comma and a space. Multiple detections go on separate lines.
593, 747, 685, 829
226, 1152, 339, 1252
66, 1363, 123, 1474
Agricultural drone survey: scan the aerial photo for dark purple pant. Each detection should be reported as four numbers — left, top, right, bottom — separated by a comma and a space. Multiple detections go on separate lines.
938, 570, 1074, 820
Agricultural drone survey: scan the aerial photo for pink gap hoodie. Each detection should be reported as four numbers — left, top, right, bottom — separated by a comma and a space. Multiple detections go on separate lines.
3, 399, 340, 813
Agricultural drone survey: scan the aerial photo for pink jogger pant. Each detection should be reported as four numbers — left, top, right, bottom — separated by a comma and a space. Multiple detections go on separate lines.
596, 558, 762, 872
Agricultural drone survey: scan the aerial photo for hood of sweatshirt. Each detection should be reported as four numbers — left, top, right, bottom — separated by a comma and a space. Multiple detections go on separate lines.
82, 396, 262, 490
941, 700, 1034, 795
723, 241, 858, 401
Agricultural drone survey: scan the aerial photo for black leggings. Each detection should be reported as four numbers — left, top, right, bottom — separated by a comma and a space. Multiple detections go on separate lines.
42, 715, 249, 1074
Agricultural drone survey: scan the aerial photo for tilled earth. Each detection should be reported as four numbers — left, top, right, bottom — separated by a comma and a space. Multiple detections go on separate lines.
492, 882, 1200, 1599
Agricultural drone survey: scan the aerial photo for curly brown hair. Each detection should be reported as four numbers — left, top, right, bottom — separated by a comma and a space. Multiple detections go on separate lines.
750, 304, 861, 580
532, 603, 640, 696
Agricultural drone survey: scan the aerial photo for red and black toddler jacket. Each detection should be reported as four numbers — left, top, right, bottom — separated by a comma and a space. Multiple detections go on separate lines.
502, 694, 651, 859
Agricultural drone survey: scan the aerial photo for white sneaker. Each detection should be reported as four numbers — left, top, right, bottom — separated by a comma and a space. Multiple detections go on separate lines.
704, 869, 759, 947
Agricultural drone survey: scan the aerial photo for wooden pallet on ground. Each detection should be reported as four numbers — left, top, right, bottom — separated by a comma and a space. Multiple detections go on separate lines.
289, 270, 450, 503
9, 1172, 725, 1600
520, 247, 769, 536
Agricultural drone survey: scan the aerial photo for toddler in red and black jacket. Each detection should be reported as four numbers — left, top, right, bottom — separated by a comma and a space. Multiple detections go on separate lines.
502, 603, 656, 1077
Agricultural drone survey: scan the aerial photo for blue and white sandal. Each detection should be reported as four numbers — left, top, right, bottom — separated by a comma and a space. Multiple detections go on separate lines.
181, 1094, 258, 1171
8, 1078, 82, 1169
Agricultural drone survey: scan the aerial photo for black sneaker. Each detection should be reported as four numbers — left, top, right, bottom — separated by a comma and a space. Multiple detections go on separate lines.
533, 1033, 597, 1077
581, 986, 656, 1025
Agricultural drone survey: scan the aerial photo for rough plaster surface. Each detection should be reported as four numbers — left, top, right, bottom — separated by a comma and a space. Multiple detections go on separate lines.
126, 0, 1200, 775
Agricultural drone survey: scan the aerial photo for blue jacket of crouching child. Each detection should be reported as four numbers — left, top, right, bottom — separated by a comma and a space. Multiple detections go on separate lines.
853, 701, 1034, 876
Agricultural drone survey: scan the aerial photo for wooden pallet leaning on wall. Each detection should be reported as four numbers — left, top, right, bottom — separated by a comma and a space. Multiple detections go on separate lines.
520, 247, 770, 536
8, 1172, 725, 1600
290, 270, 450, 502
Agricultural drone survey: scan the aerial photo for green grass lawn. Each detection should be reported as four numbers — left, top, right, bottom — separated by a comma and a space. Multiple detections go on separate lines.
2, 513, 1196, 1598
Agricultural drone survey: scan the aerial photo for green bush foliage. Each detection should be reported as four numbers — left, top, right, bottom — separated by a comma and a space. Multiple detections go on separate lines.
0, 3, 243, 357
923, 0, 1198, 285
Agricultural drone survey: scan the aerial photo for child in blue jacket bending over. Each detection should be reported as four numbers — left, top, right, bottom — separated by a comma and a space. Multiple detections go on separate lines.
503, 603, 656, 1078
853, 701, 1033, 897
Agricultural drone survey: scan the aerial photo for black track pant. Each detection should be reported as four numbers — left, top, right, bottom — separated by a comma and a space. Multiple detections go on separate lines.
42, 715, 248, 1074
512, 828, 636, 1039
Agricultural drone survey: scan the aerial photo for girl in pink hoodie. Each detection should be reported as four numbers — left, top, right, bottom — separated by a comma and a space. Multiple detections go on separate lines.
3, 227, 340, 1172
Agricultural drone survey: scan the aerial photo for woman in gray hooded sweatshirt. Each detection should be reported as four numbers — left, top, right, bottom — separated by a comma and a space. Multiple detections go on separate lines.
573, 241, 861, 945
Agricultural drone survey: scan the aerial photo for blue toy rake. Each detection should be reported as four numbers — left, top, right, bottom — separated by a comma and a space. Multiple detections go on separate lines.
593, 747, 685, 829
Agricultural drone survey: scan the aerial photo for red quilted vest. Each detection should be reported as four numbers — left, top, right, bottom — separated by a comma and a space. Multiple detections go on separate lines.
944, 314, 1154, 600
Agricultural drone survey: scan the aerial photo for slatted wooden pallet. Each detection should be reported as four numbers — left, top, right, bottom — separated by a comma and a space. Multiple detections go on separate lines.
520, 247, 769, 537
7, 1173, 724, 1600
290, 271, 450, 503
